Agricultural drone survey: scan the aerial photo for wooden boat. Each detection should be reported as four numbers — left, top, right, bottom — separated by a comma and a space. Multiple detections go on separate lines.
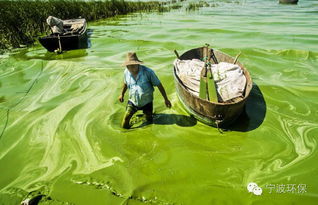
173, 47, 253, 127
279, 0, 298, 4
39, 18, 88, 52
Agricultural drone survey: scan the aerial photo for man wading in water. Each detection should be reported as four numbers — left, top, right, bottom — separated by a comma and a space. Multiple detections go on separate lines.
118, 52, 172, 129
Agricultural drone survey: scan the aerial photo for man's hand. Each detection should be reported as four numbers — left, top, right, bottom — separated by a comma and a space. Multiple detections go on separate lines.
165, 99, 172, 108
157, 83, 171, 109
118, 95, 124, 103
119, 83, 127, 103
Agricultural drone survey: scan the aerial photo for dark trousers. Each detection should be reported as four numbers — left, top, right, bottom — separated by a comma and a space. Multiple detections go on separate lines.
121, 101, 153, 129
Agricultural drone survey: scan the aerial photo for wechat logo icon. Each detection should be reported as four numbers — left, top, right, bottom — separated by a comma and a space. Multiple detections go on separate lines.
247, 182, 262, 196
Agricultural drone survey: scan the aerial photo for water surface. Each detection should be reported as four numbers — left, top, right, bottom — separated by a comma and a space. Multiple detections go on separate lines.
1, 0, 318, 204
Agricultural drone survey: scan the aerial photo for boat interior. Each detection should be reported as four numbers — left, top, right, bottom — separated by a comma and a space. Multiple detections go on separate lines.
62, 19, 86, 35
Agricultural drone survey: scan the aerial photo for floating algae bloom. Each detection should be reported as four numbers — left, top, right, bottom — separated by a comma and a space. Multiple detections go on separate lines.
1, 0, 318, 204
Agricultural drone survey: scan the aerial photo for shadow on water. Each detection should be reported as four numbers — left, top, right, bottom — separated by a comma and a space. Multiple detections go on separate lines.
79, 28, 93, 50
225, 83, 266, 132
127, 84, 264, 131
133, 113, 197, 129
10, 48, 88, 61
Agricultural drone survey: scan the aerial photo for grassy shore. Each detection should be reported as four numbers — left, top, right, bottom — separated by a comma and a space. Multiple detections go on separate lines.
0, 0, 174, 50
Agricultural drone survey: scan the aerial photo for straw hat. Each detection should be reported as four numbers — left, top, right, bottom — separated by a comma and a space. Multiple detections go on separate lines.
122, 52, 143, 66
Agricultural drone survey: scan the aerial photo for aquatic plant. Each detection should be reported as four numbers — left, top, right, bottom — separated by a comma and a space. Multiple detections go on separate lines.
186, 1, 210, 11
0, 0, 180, 50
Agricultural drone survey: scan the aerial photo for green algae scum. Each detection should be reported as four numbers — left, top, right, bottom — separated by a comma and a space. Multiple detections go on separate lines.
1, 0, 318, 204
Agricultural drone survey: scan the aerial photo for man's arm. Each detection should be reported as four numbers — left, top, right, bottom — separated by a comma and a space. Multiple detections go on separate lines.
157, 83, 171, 108
118, 83, 127, 103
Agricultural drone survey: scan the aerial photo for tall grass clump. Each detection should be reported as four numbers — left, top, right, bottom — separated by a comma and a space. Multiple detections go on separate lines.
186, 1, 209, 11
0, 0, 175, 50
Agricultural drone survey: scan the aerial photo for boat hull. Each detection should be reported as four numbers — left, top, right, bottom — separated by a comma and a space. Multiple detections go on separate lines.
39, 33, 88, 52
279, 0, 298, 4
173, 47, 253, 127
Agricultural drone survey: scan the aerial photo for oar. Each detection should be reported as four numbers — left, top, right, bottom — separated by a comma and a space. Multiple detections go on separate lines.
233, 52, 241, 64
199, 45, 218, 102
210, 48, 219, 64
56, 34, 63, 54
174, 50, 180, 59
199, 46, 209, 99
207, 48, 218, 102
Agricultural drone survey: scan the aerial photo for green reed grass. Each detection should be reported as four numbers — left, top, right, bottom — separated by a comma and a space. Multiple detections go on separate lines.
186, 1, 210, 11
0, 0, 175, 50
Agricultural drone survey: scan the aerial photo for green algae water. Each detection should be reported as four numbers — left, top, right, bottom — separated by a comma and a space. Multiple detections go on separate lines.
1, 0, 318, 204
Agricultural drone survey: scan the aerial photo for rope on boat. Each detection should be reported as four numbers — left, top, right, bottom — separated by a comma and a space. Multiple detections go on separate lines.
216, 120, 224, 134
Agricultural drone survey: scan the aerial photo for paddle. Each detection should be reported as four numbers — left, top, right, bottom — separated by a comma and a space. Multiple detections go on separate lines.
206, 47, 218, 102
199, 46, 209, 99
233, 52, 241, 64
56, 34, 63, 54
199, 45, 218, 102
174, 50, 180, 59
210, 48, 219, 64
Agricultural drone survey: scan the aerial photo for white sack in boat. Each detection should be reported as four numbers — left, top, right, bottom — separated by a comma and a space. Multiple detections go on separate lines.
174, 59, 204, 96
46, 16, 64, 34
174, 59, 246, 102
211, 62, 246, 102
